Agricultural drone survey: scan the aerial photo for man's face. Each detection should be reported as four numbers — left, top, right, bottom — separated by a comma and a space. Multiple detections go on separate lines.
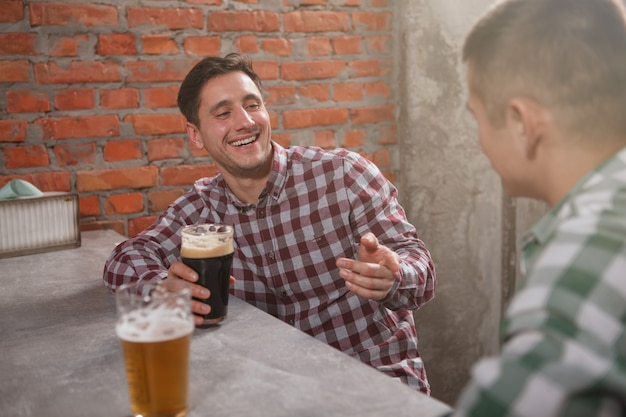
188, 71, 273, 179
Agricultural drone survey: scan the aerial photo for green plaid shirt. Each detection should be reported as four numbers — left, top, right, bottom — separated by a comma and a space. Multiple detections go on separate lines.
451, 147, 626, 417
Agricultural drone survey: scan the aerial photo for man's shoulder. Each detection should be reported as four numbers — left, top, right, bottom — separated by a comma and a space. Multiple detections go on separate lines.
285, 145, 355, 162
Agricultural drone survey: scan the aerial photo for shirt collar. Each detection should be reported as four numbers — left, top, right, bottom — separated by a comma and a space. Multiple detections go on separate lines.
522, 145, 626, 248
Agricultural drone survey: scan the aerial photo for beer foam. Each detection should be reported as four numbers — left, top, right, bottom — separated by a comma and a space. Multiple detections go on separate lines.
181, 224, 234, 258
116, 308, 194, 343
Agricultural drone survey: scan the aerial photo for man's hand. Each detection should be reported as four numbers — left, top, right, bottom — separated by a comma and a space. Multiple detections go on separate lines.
166, 261, 235, 327
336, 232, 400, 301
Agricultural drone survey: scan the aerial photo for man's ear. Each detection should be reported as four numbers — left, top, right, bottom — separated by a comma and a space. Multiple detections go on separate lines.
507, 97, 545, 160
186, 122, 204, 149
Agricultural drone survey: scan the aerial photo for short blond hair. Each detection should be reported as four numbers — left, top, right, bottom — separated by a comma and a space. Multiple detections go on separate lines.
463, 0, 626, 138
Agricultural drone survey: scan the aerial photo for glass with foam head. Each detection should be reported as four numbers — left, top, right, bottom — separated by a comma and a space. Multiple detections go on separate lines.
180, 223, 234, 327
115, 280, 194, 417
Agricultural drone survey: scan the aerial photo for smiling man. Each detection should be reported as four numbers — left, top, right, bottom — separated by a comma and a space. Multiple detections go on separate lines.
103, 53, 436, 393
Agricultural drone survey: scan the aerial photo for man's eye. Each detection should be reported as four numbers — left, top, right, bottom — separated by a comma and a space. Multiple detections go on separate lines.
246, 103, 260, 110
216, 112, 230, 118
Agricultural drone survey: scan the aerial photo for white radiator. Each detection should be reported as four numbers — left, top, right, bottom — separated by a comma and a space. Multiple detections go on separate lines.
0, 192, 80, 258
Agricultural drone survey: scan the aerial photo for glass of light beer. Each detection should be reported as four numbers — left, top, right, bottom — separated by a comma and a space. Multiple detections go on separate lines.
181, 223, 234, 327
115, 280, 194, 417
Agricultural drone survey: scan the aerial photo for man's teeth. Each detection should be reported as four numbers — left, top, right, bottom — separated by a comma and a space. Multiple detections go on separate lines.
231, 136, 256, 147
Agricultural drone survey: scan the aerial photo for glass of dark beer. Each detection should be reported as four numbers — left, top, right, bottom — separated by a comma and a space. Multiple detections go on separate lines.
115, 280, 194, 417
181, 223, 234, 327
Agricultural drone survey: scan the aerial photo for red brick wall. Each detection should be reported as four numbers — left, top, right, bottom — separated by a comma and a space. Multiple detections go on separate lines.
0, 0, 397, 236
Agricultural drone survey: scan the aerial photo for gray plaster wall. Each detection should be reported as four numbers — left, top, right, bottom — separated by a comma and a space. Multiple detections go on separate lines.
394, 0, 547, 406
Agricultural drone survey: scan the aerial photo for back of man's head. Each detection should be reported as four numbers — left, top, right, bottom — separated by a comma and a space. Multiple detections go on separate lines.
463, 0, 626, 142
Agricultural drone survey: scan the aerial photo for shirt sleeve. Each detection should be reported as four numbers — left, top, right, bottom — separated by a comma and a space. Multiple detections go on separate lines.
341, 151, 436, 311
450, 217, 626, 417
102, 191, 204, 291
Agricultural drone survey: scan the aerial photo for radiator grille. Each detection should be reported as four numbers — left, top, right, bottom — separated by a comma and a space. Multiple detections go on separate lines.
0, 193, 80, 258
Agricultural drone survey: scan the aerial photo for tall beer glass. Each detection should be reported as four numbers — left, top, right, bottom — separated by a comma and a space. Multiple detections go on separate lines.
181, 224, 234, 327
115, 280, 194, 417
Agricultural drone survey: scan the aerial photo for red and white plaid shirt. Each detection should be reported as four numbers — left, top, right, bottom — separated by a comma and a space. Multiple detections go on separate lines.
103, 142, 436, 393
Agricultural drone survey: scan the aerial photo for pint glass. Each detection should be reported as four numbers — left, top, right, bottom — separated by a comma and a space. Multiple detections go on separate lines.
115, 280, 194, 417
181, 224, 234, 327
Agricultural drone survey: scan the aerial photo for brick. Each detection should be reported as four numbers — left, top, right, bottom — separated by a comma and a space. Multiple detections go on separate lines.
349, 104, 394, 124
148, 189, 185, 212
0, 61, 29, 83
76, 166, 158, 192
0, 0, 24, 23
366, 35, 390, 54
333, 82, 362, 102
53, 142, 97, 166
7, 90, 51, 113
372, 148, 391, 169
281, 60, 345, 81
379, 124, 397, 145
0, 119, 27, 142
100, 88, 140, 110
143, 85, 178, 108
29, 3, 118, 26
49, 34, 90, 57
272, 133, 293, 148
79, 195, 101, 217
284, 11, 350, 32
187, 0, 222, 4
105, 193, 144, 215
54, 88, 95, 110
4, 144, 50, 169
264, 86, 296, 106
306, 37, 331, 56
298, 84, 329, 102
124, 114, 186, 135
128, 216, 158, 237
252, 60, 279, 81
332, 35, 362, 55
34, 61, 121, 84
17, 171, 71, 192
364, 81, 391, 99
182, 36, 220, 57
348, 59, 388, 78
97, 33, 137, 56
208, 11, 280, 32
342, 129, 366, 148
283, 108, 349, 129
103, 139, 143, 162
0, 33, 38, 56
261, 38, 292, 57
35, 115, 120, 140
128, 7, 203, 30
125, 60, 193, 83
235, 35, 259, 54
160, 164, 217, 186
147, 138, 186, 161
143, 35, 178, 55
352, 11, 391, 31
314, 130, 336, 148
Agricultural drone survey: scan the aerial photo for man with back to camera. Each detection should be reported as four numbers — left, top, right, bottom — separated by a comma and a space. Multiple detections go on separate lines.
449, 0, 626, 415
103, 53, 436, 394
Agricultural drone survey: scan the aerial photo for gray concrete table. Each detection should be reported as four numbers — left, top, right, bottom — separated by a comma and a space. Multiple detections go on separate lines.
0, 229, 452, 417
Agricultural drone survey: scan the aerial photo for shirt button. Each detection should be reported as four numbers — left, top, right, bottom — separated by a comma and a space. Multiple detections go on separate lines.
258, 210, 265, 218
268, 251, 275, 260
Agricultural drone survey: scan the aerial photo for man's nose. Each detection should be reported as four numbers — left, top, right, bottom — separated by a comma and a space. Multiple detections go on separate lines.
233, 107, 254, 129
